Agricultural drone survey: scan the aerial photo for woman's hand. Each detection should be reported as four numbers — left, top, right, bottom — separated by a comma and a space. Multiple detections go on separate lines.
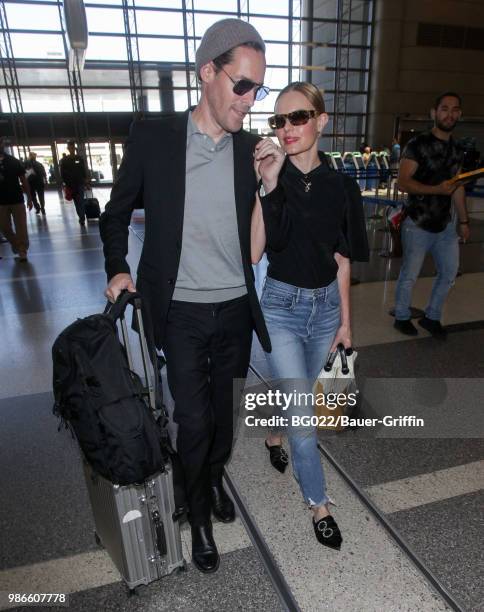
254, 138, 286, 193
330, 324, 352, 353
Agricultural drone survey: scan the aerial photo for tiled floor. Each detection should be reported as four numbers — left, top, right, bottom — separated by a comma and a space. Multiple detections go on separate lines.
0, 188, 482, 611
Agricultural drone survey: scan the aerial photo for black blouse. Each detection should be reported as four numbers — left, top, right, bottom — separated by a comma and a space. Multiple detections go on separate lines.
260, 154, 369, 289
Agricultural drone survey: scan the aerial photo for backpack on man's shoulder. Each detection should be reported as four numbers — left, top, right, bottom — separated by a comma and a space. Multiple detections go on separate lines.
52, 292, 166, 486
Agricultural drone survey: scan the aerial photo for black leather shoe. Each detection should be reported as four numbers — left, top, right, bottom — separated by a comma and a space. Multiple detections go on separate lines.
418, 316, 447, 339
210, 482, 235, 523
191, 523, 220, 573
394, 319, 418, 336
313, 515, 342, 550
265, 440, 289, 474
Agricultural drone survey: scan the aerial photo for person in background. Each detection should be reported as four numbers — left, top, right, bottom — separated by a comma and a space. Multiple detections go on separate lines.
60, 140, 89, 226
25, 152, 47, 215
362, 145, 372, 166
394, 92, 469, 339
251, 82, 369, 550
0, 137, 33, 262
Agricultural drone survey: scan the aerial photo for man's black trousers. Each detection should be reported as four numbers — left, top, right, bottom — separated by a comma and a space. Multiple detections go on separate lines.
29, 180, 45, 212
162, 294, 252, 526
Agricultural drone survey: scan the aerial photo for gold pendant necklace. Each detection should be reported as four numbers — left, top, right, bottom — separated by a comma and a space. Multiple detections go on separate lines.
301, 175, 312, 192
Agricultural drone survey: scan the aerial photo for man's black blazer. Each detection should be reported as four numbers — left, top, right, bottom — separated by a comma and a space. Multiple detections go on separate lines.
100, 109, 271, 353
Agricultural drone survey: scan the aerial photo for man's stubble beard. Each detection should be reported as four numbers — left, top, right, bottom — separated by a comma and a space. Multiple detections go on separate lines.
435, 119, 457, 133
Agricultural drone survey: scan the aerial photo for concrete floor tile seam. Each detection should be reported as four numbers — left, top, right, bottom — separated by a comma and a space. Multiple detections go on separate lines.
317, 439, 484, 491
228, 437, 452, 612
52, 547, 281, 612
0, 550, 121, 601
0, 545, 268, 612
316, 443, 466, 612
363, 460, 484, 514
224, 468, 301, 612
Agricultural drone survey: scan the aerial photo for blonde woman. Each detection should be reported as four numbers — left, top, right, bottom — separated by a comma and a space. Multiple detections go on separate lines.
252, 82, 369, 548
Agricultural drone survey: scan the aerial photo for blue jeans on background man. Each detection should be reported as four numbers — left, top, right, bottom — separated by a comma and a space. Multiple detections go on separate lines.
395, 217, 459, 321
261, 276, 340, 508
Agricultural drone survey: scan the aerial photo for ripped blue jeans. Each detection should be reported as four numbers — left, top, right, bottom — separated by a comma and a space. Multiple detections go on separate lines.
261, 276, 340, 507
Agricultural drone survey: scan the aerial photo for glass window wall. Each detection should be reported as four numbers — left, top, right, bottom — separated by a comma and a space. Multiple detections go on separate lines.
5, 3, 61, 30
85, 36, 128, 61
135, 11, 184, 36
85, 8, 126, 34
136, 37, 186, 62
1, 0, 373, 151
20, 88, 72, 112
10, 33, 65, 60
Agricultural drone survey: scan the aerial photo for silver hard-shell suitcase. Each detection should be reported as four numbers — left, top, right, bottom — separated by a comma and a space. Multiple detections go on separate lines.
83, 460, 185, 589
83, 294, 185, 589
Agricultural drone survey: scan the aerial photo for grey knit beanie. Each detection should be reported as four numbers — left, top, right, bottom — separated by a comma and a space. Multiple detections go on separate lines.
195, 18, 265, 76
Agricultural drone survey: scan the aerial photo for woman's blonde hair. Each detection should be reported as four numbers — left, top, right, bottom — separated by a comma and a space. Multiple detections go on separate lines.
276, 82, 326, 114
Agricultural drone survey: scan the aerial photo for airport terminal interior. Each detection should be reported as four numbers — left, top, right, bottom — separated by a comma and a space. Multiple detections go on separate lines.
0, 1, 483, 611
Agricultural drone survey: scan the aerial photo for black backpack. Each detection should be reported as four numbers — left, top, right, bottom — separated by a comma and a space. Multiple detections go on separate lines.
52, 292, 167, 486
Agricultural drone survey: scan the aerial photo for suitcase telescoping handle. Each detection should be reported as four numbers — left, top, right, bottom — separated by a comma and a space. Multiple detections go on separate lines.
104, 289, 142, 321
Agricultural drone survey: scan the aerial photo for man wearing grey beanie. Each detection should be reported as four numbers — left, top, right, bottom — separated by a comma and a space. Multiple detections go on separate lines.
100, 19, 271, 573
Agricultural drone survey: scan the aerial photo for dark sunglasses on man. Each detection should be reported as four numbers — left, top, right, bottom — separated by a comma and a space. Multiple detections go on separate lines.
219, 66, 270, 101
268, 109, 318, 130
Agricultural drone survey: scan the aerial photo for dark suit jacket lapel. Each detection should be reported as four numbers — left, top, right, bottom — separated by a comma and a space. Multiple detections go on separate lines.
164, 109, 189, 235
233, 131, 253, 260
